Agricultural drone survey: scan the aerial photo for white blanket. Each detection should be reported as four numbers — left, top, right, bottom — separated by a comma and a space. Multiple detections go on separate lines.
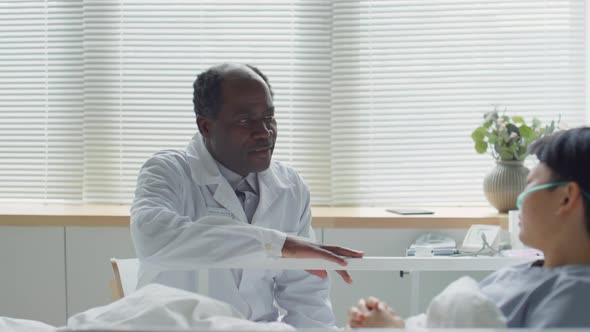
68, 283, 294, 331
0, 284, 293, 332
1, 277, 505, 331
0, 317, 55, 332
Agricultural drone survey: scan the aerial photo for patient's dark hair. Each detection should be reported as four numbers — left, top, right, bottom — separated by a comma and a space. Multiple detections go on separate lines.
529, 127, 590, 234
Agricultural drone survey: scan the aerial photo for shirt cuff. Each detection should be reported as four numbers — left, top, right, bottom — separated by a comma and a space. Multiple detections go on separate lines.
261, 228, 287, 258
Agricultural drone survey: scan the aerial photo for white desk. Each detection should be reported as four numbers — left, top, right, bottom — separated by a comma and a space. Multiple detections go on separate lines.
203, 256, 534, 271
196, 256, 536, 315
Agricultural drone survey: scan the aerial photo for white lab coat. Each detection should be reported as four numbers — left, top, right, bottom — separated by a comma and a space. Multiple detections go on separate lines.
130, 133, 335, 328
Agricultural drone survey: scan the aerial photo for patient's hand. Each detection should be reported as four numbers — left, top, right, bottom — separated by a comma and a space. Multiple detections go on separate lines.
347, 297, 405, 329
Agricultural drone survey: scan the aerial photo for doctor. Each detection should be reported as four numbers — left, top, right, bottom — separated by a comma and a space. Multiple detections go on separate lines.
131, 63, 363, 328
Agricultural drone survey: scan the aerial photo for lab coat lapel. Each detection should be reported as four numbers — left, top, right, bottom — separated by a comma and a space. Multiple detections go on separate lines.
239, 165, 294, 296
212, 182, 247, 223
186, 134, 220, 186
186, 133, 247, 223
250, 163, 293, 224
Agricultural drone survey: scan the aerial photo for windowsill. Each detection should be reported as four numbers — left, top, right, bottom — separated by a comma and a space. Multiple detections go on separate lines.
0, 203, 507, 229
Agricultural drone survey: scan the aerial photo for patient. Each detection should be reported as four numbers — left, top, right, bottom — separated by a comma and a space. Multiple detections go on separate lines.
348, 127, 590, 328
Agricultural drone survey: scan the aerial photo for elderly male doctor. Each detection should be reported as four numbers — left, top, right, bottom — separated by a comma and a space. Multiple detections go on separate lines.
130, 63, 363, 328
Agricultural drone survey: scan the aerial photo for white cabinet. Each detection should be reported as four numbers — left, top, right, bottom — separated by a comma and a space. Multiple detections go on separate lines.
323, 228, 490, 326
0, 226, 66, 326
65, 227, 136, 317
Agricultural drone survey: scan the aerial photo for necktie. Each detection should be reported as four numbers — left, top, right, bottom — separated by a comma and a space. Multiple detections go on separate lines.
235, 179, 258, 223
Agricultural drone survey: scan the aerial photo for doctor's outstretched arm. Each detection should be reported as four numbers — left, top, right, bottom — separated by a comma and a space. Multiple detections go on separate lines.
282, 236, 363, 284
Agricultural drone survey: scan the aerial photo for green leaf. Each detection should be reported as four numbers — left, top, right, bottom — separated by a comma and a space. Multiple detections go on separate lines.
506, 123, 520, 135
498, 150, 514, 160
499, 128, 510, 141
519, 125, 534, 141
475, 141, 488, 154
471, 127, 486, 142
533, 118, 542, 128
494, 142, 503, 153
512, 116, 525, 124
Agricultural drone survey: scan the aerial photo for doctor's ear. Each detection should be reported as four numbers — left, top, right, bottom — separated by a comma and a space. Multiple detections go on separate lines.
197, 115, 212, 138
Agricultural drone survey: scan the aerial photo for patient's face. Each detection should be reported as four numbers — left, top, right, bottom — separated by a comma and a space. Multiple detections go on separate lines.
519, 163, 563, 250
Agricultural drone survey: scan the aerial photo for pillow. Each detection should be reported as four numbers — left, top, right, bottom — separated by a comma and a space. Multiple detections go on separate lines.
406, 276, 507, 328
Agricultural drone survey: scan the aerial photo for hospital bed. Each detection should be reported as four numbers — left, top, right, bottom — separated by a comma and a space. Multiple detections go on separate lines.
1, 256, 553, 332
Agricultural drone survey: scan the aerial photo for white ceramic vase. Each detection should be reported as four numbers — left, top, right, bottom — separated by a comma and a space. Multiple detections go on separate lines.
483, 160, 529, 213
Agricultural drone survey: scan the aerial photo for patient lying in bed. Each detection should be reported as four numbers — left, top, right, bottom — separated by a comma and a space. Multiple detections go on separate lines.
359, 276, 508, 329
349, 260, 590, 329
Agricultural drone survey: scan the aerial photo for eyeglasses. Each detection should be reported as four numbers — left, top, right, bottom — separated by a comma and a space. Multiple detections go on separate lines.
516, 181, 590, 210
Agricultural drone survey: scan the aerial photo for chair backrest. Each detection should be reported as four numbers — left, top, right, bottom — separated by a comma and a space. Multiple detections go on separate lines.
110, 258, 139, 300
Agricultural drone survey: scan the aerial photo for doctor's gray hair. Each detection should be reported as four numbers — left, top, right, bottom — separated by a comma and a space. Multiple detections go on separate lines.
529, 127, 590, 234
192, 64, 273, 119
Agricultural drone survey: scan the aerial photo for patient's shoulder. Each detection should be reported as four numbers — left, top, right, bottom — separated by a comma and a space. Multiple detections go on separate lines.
551, 264, 590, 294
479, 261, 539, 286
522, 264, 590, 328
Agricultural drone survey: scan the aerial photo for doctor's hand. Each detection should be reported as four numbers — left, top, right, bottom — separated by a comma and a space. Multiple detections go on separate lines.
281, 236, 364, 284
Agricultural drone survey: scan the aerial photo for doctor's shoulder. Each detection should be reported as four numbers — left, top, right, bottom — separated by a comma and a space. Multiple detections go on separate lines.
140, 149, 191, 179
269, 160, 309, 191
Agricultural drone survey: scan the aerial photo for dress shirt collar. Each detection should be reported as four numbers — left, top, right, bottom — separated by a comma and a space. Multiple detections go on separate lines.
216, 160, 259, 194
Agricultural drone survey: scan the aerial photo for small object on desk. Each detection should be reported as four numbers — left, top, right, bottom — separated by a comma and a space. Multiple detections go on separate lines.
406, 247, 459, 256
406, 233, 457, 256
387, 208, 434, 215
461, 224, 501, 251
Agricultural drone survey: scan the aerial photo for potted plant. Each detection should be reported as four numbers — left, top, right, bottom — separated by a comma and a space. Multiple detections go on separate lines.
471, 106, 557, 212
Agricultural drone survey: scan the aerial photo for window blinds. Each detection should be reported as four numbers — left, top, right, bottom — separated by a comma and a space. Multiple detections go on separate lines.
82, 0, 332, 203
0, 0, 586, 206
0, 1, 83, 202
330, 0, 586, 206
